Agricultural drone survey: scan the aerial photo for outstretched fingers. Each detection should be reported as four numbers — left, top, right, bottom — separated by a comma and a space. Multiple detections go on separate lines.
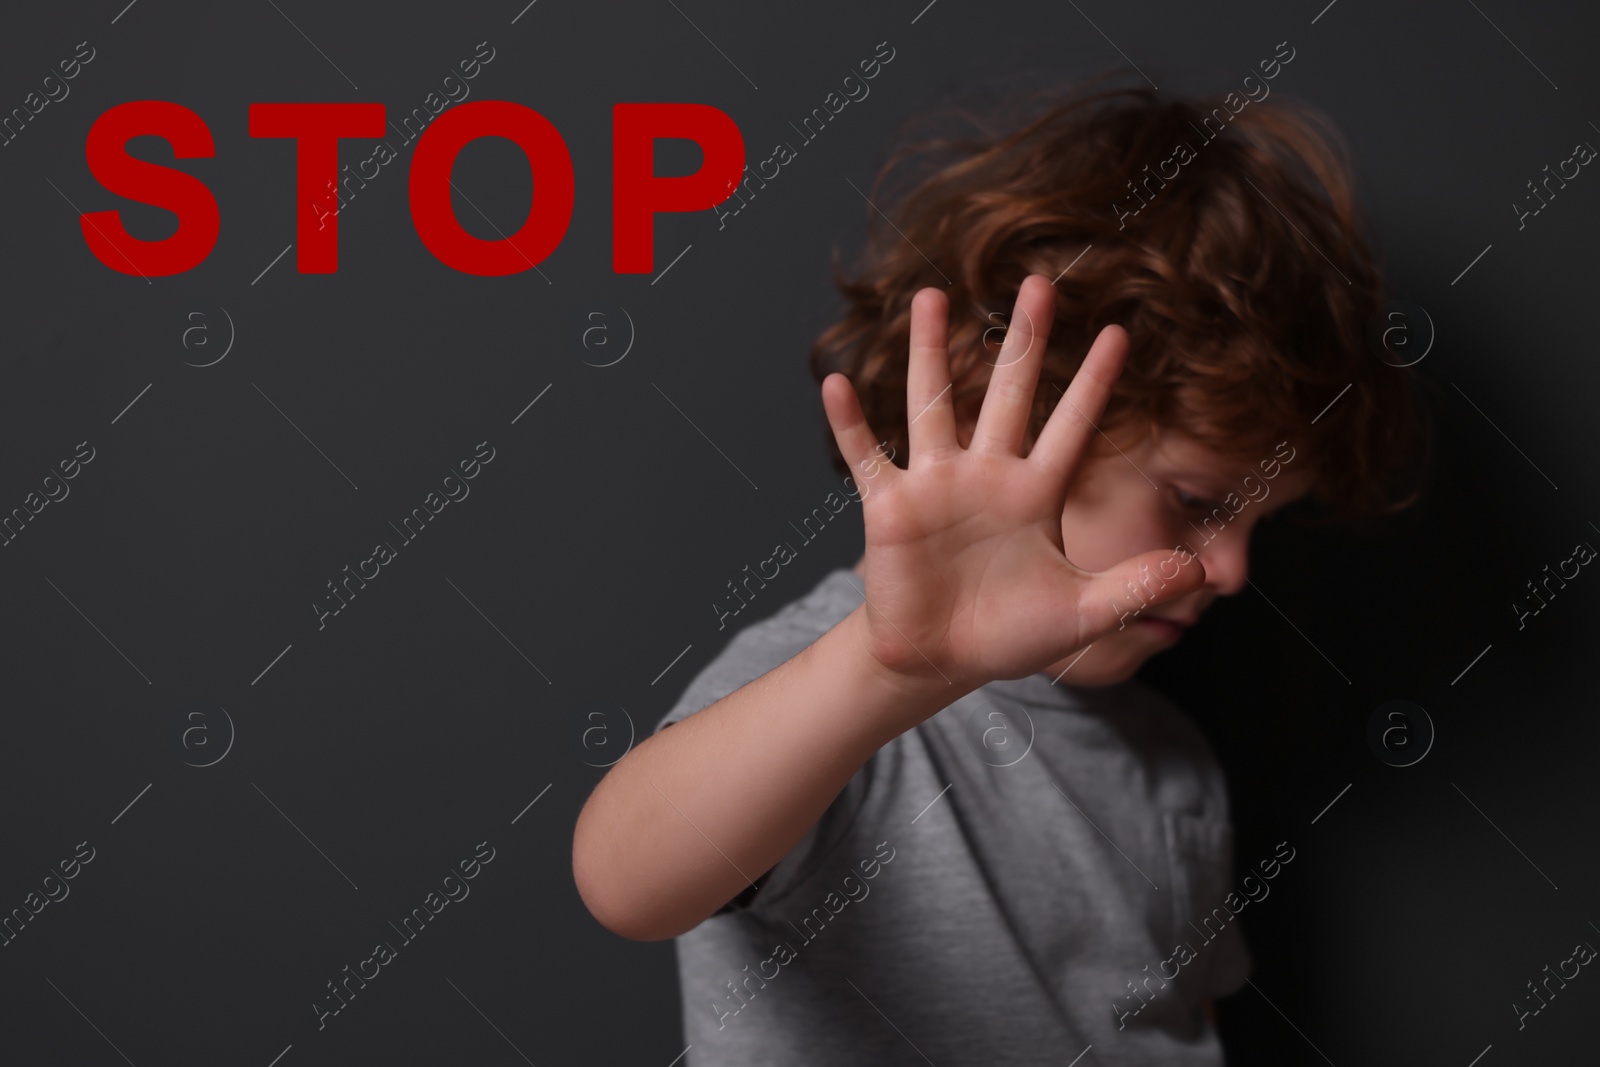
1028, 323, 1129, 485
905, 287, 958, 463
968, 274, 1057, 456
821, 372, 900, 495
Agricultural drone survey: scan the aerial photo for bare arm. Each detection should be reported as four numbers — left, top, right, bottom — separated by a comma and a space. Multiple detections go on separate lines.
571, 603, 962, 942
572, 275, 1205, 942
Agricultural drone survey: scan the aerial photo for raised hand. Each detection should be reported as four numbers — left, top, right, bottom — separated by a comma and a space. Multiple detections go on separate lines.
819, 273, 1207, 696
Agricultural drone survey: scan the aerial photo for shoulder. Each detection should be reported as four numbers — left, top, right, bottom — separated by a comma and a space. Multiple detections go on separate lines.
651, 567, 862, 735
1115, 677, 1234, 819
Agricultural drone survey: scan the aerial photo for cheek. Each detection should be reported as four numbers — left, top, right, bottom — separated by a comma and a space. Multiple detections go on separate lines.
1059, 498, 1177, 572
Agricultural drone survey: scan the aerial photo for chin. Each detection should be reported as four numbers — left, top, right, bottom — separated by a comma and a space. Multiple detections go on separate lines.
1043, 638, 1159, 687
1043, 655, 1142, 688
1073, 666, 1141, 687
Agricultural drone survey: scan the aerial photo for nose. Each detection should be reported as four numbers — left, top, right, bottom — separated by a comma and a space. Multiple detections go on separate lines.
1197, 534, 1251, 597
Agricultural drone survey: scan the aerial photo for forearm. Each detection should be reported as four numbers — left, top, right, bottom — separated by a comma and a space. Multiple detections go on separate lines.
572, 603, 966, 941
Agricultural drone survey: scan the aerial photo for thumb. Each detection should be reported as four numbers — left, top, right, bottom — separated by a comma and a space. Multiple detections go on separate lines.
1072, 545, 1208, 643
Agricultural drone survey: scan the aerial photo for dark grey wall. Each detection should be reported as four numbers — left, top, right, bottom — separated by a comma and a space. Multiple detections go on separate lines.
0, 0, 1595, 1063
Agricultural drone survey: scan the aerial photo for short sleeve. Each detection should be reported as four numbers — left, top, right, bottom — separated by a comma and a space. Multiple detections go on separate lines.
650, 570, 874, 918
650, 599, 828, 734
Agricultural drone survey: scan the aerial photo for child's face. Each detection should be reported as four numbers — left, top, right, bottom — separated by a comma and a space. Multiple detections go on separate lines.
1038, 425, 1315, 686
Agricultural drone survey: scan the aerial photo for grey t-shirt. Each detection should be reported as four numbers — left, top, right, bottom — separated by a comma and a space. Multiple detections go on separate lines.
653, 567, 1252, 1066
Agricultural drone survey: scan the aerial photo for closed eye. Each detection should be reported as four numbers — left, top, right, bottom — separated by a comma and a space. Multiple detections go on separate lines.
1173, 487, 1219, 513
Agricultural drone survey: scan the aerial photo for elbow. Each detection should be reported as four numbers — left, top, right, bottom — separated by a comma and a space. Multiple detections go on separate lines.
573, 869, 682, 942
573, 860, 667, 942
571, 805, 682, 942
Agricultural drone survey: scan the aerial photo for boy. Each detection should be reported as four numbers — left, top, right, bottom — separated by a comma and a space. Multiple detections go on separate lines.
572, 83, 1429, 1064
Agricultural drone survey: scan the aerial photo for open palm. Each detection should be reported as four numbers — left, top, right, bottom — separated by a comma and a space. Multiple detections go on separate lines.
820, 273, 1207, 694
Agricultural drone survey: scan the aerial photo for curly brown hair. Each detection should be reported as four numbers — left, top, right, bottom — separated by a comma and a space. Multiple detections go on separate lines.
809, 77, 1434, 525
